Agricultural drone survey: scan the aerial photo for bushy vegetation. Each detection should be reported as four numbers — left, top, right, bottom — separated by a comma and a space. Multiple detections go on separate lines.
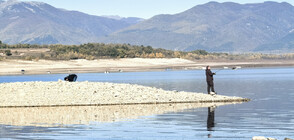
0, 42, 209, 60
0, 50, 12, 56
0, 41, 294, 61
48, 43, 174, 59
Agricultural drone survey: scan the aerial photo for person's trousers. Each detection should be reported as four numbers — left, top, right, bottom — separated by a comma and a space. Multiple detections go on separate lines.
207, 81, 215, 94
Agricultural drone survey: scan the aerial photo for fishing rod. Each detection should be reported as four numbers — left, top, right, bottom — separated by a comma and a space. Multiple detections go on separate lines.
214, 66, 238, 73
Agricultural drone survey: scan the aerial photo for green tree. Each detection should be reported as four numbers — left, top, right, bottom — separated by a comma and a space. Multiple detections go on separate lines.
5, 50, 12, 56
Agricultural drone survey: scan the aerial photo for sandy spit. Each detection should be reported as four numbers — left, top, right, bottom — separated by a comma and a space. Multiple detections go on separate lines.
0, 81, 249, 107
0, 58, 195, 75
1, 58, 293, 75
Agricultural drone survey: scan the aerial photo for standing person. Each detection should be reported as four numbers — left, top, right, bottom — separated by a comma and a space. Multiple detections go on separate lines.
206, 66, 216, 95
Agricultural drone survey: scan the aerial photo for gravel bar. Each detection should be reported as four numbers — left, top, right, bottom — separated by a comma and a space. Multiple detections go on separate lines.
0, 81, 249, 107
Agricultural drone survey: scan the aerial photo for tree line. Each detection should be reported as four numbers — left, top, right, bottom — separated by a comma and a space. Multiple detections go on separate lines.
0, 41, 293, 60
0, 42, 210, 60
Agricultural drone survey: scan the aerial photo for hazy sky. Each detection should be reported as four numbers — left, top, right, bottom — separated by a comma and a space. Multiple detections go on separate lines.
21, 0, 294, 19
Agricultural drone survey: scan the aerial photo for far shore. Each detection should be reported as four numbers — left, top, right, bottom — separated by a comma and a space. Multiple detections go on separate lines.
0, 58, 293, 76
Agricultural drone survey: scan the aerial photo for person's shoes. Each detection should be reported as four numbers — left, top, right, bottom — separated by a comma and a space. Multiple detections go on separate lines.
209, 106, 216, 111
209, 92, 216, 95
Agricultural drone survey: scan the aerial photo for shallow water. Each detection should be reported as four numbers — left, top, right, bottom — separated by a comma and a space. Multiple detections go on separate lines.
0, 67, 294, 139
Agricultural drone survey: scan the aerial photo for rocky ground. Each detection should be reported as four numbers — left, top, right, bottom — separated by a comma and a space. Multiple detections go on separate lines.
0, 81, 249, 107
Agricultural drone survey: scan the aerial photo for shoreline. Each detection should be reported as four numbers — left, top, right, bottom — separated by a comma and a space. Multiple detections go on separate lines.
0, 58, 293, 76
0, 81, 249, 108
0, 98, 249, 108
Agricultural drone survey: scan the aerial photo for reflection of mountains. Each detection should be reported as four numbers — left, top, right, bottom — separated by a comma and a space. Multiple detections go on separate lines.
0, 102, 241, 126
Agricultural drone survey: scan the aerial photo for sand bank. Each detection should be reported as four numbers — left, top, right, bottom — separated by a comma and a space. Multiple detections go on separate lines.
0, 102, 240, 126
0, 58, 293, 75
0, 81, 248, 107
0, 58, 194, 75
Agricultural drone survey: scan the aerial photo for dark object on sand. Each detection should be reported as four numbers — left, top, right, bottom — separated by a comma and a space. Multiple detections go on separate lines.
21, 69, 25, 74
64, 74, 77, 82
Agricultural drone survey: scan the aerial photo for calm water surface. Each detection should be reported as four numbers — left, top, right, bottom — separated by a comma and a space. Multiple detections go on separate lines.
0, 67, 294, 139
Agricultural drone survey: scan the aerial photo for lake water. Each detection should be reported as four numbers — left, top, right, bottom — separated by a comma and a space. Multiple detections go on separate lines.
0, 67, 294, 139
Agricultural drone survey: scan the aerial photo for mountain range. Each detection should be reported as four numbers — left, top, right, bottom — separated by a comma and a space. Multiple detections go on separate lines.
1, 0, 294, 52
0, 0, 143, 45
99, 1, 294, 52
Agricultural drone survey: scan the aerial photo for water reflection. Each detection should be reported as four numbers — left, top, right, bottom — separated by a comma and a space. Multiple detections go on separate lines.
207, 106, 215, 131
207, 106, 216, 138
0, 102, 240, 127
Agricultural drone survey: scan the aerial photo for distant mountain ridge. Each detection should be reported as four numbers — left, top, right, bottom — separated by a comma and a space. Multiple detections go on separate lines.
0, 0, 142, 45
99, 1, 294, 52
1, 0, 294, 52
102, 15, 144, 24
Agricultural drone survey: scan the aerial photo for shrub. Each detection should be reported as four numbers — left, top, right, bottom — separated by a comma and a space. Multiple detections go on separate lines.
5, 50, 12, 56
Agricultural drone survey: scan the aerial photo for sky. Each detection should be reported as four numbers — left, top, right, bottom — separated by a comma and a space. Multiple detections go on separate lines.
20, 0, 294, 19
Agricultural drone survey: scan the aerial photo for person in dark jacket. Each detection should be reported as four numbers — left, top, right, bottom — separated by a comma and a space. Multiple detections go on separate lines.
64, 74, 77, 82
206, 66, 216, 94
